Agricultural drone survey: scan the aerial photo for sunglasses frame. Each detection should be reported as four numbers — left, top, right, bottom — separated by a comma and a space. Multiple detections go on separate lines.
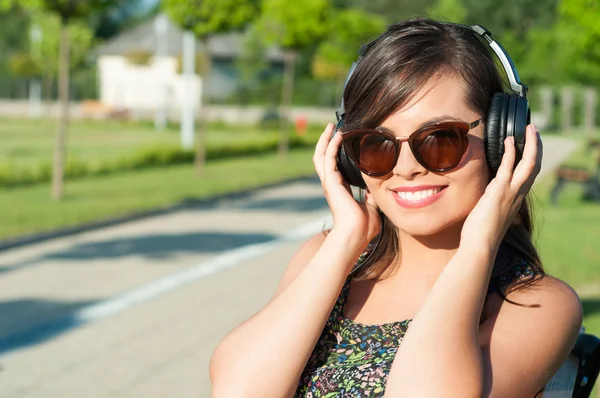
341, 118, 484, 176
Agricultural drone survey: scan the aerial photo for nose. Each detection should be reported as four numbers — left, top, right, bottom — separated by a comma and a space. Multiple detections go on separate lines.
392, 141, 428, 180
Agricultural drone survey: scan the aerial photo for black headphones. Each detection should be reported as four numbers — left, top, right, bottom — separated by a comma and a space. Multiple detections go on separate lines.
334, 23, 531, 190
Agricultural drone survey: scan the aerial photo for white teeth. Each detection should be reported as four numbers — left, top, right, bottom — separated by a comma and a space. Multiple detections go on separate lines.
396, 188, 442, 202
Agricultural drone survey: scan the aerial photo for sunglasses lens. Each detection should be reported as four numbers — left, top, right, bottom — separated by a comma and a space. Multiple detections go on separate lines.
343, 123, 469, 175
412, 128, 467, 170
351, 133, 397, 175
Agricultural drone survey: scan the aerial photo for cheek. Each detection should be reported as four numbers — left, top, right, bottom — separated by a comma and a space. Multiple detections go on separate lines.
463, 133, 488, 169
363, 177, 391, 210
447, 159, 490, 218
363, 173, 385, 193
455, 135, 490, 193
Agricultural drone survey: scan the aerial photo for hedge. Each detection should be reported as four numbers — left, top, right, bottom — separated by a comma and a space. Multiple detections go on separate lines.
0, 135, 318, 188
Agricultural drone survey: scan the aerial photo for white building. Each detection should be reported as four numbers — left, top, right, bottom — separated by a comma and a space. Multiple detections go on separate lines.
95, 14, 285, 116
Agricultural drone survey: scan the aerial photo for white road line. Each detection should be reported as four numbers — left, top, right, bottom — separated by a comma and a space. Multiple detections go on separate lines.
0, 215, 333, 359
77, 215, 331, 322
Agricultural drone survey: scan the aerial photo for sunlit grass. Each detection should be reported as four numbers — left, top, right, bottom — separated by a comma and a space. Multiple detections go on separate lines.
0, 148, 317, 239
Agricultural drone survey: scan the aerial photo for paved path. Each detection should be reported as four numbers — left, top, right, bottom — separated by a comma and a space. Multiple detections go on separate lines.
0, 136, 578, 398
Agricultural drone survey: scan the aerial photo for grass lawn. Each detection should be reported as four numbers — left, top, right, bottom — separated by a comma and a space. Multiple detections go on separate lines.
531, 135, 600, 346
0, 117, 317, 169
0, 147, 317, 239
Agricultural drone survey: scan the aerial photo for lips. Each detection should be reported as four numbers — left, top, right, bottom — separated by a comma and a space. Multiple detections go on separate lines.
390, 185, 448, 209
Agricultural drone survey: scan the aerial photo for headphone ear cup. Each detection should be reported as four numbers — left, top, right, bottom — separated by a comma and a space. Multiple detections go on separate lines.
485, 93, 510, 173
337, 144, 367, 189
512, 96, 530, 160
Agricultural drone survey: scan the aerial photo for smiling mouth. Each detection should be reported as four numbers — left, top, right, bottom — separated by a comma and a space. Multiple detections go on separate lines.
390, 185, 448, 209
394, 187, 445, 202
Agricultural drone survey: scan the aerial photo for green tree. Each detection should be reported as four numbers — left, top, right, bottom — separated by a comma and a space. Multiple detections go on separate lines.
312, 8, 386, 99
8, 53, 41, 78
0, 7, 30, 60
162, 0, 259, 174
311, 9, 386, 110
92, 0, 152, 39
235, 25, 270, 105
30, 12, 94, 104
457, 0, 558, 85
461, 0, 558, 41
258, 0, 330, 158
0, 0, 117, 200
498, 0, 600, 88
0, 8, 33, 96
344, 0, 437, 22
557, 0, 600, 84
426, 0, 467, 23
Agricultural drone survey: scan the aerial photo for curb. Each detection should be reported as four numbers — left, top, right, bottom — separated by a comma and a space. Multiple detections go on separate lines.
0, 174, 319, 253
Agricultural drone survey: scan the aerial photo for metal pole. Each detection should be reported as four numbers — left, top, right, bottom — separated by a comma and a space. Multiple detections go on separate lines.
154, 14, 168, 131
181, 30, 196, 149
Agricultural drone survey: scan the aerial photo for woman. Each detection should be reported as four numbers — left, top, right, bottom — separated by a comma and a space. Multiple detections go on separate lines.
209, 18, 583, 397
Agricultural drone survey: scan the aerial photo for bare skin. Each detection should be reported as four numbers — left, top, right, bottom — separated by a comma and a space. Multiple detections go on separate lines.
209, 75, 583, 398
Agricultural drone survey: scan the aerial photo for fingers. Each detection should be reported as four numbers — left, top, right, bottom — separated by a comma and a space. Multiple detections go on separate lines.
313, 122, 347, 189
324, 129, 344, 175
315, 123, 334, 157
495, 136, 516, 184
511, 124, 542, 189
313, 123, 335, 181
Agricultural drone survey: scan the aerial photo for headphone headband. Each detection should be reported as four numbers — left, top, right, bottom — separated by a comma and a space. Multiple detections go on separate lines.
335, 22, 528, 122
466, 24, 527, 97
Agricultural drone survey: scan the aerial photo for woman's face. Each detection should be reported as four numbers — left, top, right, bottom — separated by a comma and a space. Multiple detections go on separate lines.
363, 74, 490, 237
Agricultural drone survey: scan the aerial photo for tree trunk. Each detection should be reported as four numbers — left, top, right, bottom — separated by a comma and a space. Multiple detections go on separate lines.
195, 40, 211, 175
278, 50, 296, 160
52, 22, 70, 200
43, 74, 53, 117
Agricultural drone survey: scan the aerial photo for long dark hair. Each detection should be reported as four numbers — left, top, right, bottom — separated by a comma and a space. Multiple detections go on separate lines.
339, 18, 544, 316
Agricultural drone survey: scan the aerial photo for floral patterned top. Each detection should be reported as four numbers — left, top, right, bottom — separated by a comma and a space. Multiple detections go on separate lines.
294, 258, 538, 397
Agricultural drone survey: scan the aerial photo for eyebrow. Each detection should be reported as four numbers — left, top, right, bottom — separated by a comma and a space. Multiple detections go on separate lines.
376, 115, 465, 135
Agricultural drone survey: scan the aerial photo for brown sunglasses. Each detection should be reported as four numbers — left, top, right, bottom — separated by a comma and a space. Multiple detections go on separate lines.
341, 118, 484, 176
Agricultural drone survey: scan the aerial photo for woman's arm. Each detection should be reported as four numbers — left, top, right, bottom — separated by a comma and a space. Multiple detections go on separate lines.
384, 247, 582, 398
384, 246, 495, 397
210, 123, 380, 397
478, 276, 582, 397
385, 127, 582, 397
209, 230, 368, 398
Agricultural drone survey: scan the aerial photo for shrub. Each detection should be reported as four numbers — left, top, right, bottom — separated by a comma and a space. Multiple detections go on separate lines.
1, 134, 318, 188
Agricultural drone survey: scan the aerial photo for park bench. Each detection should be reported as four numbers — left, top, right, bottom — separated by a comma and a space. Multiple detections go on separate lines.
550, 139, 600, 205
538, 328, 600, 397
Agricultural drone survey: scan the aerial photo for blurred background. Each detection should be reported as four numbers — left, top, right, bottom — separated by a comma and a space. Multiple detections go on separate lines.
0, 0, 598, 397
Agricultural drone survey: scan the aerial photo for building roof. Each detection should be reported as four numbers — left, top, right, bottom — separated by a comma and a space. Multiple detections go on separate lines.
95, 13, 285, 62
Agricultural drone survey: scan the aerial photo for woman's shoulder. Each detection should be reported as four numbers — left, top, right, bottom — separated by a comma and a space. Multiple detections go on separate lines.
486, 261, 582, 331
505, 272, 582, 315
479, 274, 583, 397
485, 250, 582, 334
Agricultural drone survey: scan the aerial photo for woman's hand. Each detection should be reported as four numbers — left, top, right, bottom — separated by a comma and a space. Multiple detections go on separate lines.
314, 123, 382, 247
460, 124, 543, 254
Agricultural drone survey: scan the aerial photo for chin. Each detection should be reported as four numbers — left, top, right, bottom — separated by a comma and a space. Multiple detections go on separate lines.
379, 191, 474, 239
386, 210, 462, 238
